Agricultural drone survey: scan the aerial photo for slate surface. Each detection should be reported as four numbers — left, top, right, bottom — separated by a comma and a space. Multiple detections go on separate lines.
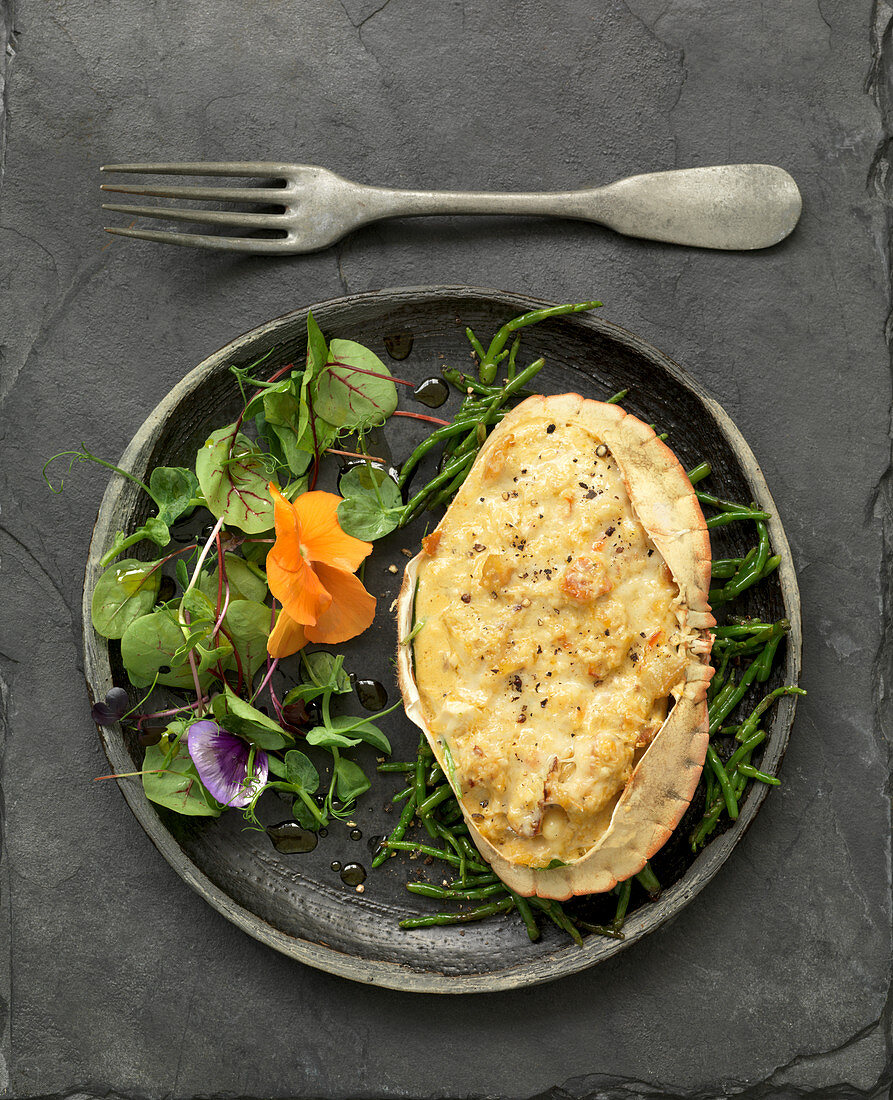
0, 0, 890, 1097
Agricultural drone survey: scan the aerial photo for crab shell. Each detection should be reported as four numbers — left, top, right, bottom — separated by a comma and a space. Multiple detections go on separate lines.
395, 393, 715, 900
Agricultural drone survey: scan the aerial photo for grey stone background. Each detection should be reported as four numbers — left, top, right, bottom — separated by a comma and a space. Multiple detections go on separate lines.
0, 0, 890, 1097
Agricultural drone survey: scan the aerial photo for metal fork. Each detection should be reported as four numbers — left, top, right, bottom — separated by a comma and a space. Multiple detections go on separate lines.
100, 161, 801, 253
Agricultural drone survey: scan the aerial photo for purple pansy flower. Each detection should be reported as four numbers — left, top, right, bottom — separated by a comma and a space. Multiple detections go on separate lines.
186, 720, 269, 808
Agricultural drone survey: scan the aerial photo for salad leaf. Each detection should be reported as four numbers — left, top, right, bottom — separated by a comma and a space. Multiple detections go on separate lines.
180, 587, 216, 625
292, 312, 335, 454
271, 425, 314, 479
306, 715, 391, 753
334, 756, 371, 802
331, 715, 392, 754
149, 466, 201, 524
120, 610, 212, 689
292, 412, 338, 463
312, 340, 398, 431
304, 651, 352, 694
199, 553, 268, 605
141, 516, 172, 546
292, 799, 320, 829
337, 464, 402, 540
222, 599, 272, 679
91, 558, 161, 639
142, 740, 222, 817
195, 424, 274, 533
304, 725, 362, 750
242, 376, 294, 422
284, 749, 320, 793
211, 684, 292, 750
241, 531, 274, 567
175, 558, 190, 589
282, 652, 351, 705
306, 311, 328, 377
263, 387, 301, 428
193, 637, 234, 673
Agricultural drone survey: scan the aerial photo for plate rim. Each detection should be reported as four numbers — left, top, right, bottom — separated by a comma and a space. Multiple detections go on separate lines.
82, 284, 802, 993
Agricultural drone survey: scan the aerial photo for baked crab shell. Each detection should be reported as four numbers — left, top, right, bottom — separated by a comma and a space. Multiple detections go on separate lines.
396, 393, 714, 900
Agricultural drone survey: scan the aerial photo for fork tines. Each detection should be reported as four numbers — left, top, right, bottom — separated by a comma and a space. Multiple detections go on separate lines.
100, 161, 292, 252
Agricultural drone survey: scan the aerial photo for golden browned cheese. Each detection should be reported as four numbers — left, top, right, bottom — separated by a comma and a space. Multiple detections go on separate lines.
412, 415, 687, 867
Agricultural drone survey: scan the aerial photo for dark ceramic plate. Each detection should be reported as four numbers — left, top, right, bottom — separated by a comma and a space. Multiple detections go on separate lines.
83, 286, 801, 993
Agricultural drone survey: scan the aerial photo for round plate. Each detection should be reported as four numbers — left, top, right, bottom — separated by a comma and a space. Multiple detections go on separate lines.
83, 286, 801, 993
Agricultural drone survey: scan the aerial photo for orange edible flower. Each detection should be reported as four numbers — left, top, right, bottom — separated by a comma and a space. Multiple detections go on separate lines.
265, 483, 375, 658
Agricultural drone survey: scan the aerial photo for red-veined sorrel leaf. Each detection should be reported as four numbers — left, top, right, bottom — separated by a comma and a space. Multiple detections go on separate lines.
312, 339, 398, 431
195, 423, 274, 534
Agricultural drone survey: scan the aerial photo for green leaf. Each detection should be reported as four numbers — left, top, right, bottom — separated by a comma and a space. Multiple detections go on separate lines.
243, 377, 293, 422
292, 797, 318, 828
255, 410, 287, 469
120, 610, 208, 689
328, 715, 391, 754
241, 531, 274, 566
282, 652, 351, 706
267, 754, 288, 779
199, 553, 268, 604
303, 651, 351, 694
263, 386, 300, 428
284, 749, 320, 793
337, 464, 402, 540
142, 516, 172, 547
292, 313, 336, 460
149, 466, 200, 524
312, 339, 398, 431
306, 311, 328, 377
281, 682, 327, 706
306, 715, 391, 753
91, 558, 161, 640
211, 684, 292, 750
334, 756, 370, 802
142, 741, 222, 817
259, 388, 315, 477
221, 717, 289, 750
304, 725, 362, 750
195, 423, 274, 534
222, 599, 272, 679
175, 559, 190, 589
291, 408, 339, 467
194, 637, 233, 672
180, 587, 216, 625
271, 424, 314, 479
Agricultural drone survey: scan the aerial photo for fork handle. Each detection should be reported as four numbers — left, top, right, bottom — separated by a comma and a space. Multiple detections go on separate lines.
353, 164, 801, 251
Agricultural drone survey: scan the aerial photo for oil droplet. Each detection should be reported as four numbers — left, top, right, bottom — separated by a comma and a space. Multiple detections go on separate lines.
350, 828, 363, 841
384, 332, 414, 360
340, 862, 367, 887
319, 827, 328, 838
355, 679, 388, 711
267, 821, 318, 854
331, 860, 342, 873
367, 835, 382, 853
414, 376, 449, 408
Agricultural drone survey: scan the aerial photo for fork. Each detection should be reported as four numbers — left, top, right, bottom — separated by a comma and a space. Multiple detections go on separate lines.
100, 161, 801, 253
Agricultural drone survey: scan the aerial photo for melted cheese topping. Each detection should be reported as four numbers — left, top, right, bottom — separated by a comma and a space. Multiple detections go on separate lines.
412, 417, 685, 867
